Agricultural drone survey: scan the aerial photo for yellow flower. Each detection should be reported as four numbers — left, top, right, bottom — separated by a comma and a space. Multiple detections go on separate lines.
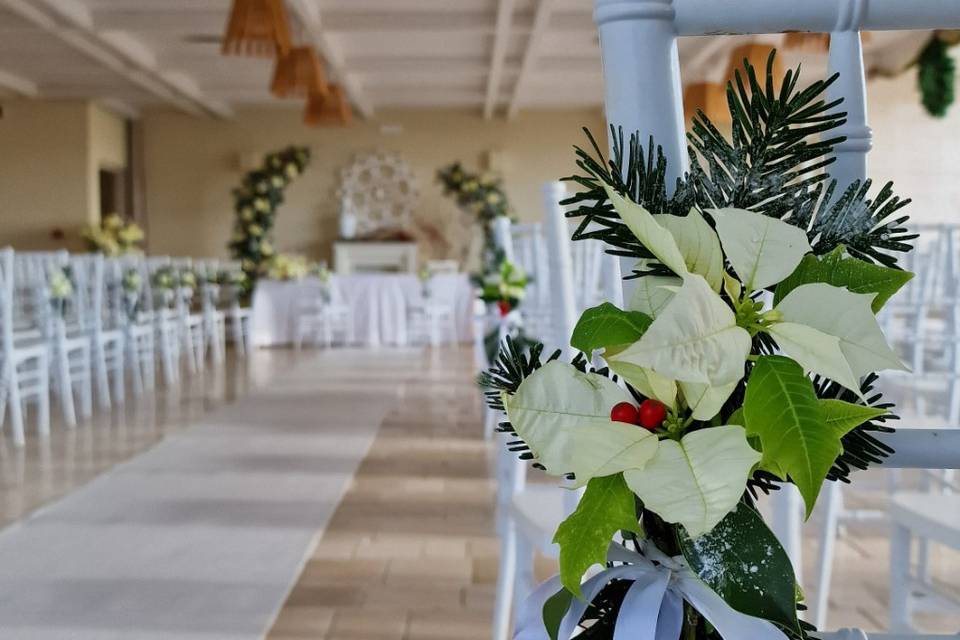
285, 163, 300, 179
102, 213, 124, 231
241, 259, 255, 272
240, 207, 254, 222
271, 175, 285, 188
260, 241, 274, 257
248, 224, 263, 237
463, 180, 479, 193
485, 192, 502, 205
254, 198, 270, 213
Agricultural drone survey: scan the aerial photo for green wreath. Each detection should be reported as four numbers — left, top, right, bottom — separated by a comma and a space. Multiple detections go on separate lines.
228, 146, 311, 292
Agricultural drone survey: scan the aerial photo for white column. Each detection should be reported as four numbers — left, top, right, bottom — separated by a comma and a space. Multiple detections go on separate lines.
542, 182, 577, 360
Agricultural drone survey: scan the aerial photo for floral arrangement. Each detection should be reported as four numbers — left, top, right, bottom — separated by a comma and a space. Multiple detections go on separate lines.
417, 265, 432, 299
265, 253, 311, 281
437, 162, 510, 275
121, 268, 142, 321
82, 214, 145, 256
228, 146, 311, 292
483, 54, 916, 640
151, 266, 177, 308
48, 266, 74, 317
480, 260, 528, 316
178, 269, 198, 292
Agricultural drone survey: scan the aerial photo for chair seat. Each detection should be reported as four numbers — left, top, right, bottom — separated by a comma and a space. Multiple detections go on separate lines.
510, 485, 569, 556
889, 492, 960, 549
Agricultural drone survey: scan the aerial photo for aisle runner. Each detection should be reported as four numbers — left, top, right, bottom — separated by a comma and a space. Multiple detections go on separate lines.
0, 350, 416, 639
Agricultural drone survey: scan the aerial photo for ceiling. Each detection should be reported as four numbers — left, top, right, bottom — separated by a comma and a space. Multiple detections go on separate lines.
0, 0, 934, 121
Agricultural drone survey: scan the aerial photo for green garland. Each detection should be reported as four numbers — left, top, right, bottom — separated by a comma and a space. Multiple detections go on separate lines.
436, 162, 511, 275
918, 34, 956, 118
228, 146, 311, 292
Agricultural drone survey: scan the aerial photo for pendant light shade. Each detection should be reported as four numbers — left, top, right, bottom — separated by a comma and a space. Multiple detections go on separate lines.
683, 82, 732, 128
222, 0, 292, 58
304, 85, 352, 127
271, 46, 329, 98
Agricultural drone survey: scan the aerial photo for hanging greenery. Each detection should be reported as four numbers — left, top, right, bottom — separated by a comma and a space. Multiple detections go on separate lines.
227, 146, 311, 292
436, 162, 511, 276
917, 34, 956, 117
483, 52, 916, 640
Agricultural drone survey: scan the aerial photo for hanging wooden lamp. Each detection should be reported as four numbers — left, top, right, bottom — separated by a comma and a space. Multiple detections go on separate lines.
304, 84, 352, 127
222, 0, 292, 58
683, 82, 732, 127
271, 46, 329, 98
724, 43, 784, 88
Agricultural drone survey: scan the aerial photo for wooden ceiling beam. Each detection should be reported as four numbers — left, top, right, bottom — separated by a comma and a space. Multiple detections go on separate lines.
506, 0, 556, 119
0, 0, 231, 117
483, 0, 516, 119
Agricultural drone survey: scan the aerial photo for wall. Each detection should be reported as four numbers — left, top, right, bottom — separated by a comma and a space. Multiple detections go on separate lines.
0, 101, 90, 250
0, 100, 128, 251
140, 107, 607, 263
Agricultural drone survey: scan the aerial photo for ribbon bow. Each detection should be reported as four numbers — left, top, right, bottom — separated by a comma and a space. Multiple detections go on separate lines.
515, 541, 789, 640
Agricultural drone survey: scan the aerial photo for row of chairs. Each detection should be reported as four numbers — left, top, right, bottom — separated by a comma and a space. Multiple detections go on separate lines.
0, 249, 252, 446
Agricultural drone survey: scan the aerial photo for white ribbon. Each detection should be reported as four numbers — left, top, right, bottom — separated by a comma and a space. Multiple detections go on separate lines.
514, 541, 789, 640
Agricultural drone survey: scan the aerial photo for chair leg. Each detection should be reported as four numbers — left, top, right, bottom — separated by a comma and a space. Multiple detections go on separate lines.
56, 347, 77, 428
889, 522, 913, 632
95, 343, 111, 411
814, 481, 843, 630
112, 350, 125, 406
492, 521, 518, 640
7, 369, 25, 447
79, 349, 93, 420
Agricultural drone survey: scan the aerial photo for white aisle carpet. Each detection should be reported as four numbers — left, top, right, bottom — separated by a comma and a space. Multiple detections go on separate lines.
0, 350, 417, 639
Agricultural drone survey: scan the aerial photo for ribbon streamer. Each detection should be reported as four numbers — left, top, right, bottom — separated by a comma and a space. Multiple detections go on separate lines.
515, 541, 789, 640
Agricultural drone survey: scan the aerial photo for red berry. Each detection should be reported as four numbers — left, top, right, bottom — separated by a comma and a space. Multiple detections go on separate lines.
638, 399, 667, 430
497, 300, 511, 316
610, 402, 640, 425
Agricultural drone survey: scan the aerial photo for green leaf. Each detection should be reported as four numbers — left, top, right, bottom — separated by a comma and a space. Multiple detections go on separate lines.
659, 208, 725, 291
766, 321, 863, 398
775, 283, 907, 378
571, 303, 652, 354
605, 186, 689, 277
774, 245, 914, 312
611, 274, 752, 386
603, 359, 678, 407
543, 588, 573, 640
504, 361, 659, 485
624, 425, 760, 537
628, 275, 681, 319
710, 207, 812, 291
680, 503, 801, 634
820, 399, 888, 432
744, 356, 852, 515
553, 474, 641, 597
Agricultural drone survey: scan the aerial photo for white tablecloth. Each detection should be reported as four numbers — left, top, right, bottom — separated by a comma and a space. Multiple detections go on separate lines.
251, 273, 474, 347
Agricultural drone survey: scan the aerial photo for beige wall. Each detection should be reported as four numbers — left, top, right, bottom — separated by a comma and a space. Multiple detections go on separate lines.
0, 100, 128, 251
140, 107, 607, 262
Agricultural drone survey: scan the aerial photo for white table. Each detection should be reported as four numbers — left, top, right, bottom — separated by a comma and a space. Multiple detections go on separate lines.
251, 273, 474, 347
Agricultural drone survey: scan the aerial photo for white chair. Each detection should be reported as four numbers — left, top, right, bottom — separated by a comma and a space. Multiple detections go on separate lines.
408, 275, 458, 347
171, 259, 205, 375
492, 182, 583, 640
145, 259, 181, 386
71, 254, 125, 410
195, 260, 226, 365
293, 280, 353, 349
107, 258, 154, 396
221, 260, 252, 356
0, 248, 50, 445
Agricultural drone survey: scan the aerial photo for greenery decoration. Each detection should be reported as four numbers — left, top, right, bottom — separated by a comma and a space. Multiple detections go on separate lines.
228, 146, 311, 292
82, 213, 144, 256
918, 35, 956, 117
437, 162, 511, 275
482, 51, 915, 639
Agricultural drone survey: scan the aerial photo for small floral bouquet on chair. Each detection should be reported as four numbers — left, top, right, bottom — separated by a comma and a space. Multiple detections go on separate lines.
152, 266, 178, 309
418, 265, 433, 301
480, 260, 528, 317
48, 266, 74, 319
121, 268, 142, 322
313, 263, 332, 304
